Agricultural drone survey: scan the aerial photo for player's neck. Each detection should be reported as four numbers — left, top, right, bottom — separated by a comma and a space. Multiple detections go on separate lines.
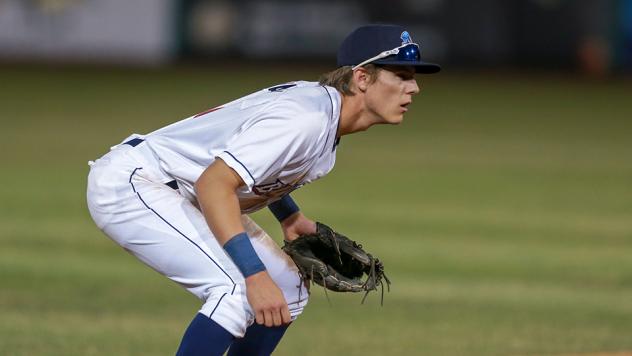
337, 93, 377, 138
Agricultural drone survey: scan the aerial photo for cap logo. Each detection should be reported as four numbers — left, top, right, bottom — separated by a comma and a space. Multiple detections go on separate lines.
400, 31, 413, 45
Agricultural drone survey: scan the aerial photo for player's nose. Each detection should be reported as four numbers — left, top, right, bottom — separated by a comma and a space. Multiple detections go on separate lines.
407, 79, 420, 95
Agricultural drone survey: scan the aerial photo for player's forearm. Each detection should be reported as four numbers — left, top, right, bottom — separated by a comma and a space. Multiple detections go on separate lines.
196, 181, 244, 246
195, 160, 246, 246
199, 189, 267, 280
195, 163, 268, 279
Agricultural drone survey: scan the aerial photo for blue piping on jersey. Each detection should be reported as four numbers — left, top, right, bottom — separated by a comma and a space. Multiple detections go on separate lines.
222, 151, 256, 185
319, 85, 340, 155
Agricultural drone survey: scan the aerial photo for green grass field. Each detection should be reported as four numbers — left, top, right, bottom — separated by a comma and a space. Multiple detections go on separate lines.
1, 65, 631, 356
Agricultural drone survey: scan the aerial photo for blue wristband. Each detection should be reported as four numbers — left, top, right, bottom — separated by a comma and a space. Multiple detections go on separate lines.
223, 232, 266, 278
268, 195, 300, 222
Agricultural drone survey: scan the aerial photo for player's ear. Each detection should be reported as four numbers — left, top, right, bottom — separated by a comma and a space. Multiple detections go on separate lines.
352, 68, 370, 92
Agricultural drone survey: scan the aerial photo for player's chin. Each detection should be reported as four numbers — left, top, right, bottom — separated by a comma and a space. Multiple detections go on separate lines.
377, 111, 405, 125
387, 113, 405, 125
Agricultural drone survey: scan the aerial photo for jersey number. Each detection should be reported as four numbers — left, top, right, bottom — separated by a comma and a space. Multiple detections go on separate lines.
268, 83, 297, 92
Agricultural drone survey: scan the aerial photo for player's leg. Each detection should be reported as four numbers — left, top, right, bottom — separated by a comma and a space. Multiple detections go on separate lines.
226, 323, 290, 356
87, 156, 244, 354
176, 313, 234, 356
241, 215, 309, 321
87, 148, 307, 353
223, 216, 307, 354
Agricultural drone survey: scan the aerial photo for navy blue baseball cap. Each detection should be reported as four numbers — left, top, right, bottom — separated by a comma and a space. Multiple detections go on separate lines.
337, 24, 441, 74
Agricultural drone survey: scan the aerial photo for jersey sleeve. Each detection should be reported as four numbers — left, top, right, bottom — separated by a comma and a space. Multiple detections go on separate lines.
216, 113, 325, 191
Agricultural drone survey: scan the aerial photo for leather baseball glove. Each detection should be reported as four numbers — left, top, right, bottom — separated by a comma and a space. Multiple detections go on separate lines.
282, 222, 390, 304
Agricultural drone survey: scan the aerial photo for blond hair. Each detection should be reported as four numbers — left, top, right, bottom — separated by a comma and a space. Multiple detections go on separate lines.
318, 64, 381, 96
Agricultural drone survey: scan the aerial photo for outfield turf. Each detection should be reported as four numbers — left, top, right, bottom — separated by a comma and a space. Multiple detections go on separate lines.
1, 65, 631, 356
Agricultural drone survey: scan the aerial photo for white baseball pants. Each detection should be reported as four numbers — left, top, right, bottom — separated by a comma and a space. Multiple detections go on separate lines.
86, 142, 308, 337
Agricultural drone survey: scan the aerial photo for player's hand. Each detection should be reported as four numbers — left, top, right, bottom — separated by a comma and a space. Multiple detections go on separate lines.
245, 270, 291, 327
281, 212, 317, 242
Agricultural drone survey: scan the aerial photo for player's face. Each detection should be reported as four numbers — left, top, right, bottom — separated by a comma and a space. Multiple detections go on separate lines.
365, 65, 420, 125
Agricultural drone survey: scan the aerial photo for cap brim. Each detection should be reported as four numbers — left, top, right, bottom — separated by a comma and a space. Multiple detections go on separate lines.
374, 59, 441, 74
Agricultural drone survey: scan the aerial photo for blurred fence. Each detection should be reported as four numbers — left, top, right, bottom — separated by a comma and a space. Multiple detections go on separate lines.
1, 0, 631, 72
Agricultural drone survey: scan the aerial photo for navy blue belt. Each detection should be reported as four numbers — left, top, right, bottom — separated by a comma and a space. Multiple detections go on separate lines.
124, 138, 178, 190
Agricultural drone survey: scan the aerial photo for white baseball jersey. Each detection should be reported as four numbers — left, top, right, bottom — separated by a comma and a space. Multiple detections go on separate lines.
130, 81, 341, 213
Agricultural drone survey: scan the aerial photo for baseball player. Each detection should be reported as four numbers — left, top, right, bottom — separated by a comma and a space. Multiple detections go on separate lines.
86, 24, 439, 355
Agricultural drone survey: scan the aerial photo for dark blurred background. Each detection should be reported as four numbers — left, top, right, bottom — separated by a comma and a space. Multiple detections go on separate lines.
2, 2, 632, 355
1, 0, 631, 75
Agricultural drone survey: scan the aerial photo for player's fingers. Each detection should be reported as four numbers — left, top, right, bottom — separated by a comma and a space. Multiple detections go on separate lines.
263, 310, 273, 327
255, 310, 264, 325
281, 305, 291, 325
272, 308, 282, 327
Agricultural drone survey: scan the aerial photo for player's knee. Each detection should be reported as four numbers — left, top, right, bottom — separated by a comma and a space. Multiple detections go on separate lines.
283, 282, 309, 321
